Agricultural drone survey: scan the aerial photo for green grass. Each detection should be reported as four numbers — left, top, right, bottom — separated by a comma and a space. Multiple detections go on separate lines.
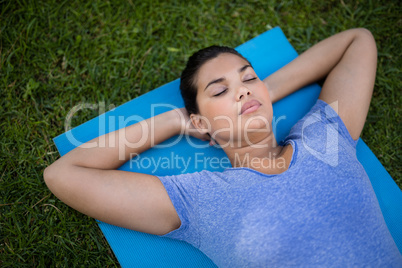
1, 0, 401, 266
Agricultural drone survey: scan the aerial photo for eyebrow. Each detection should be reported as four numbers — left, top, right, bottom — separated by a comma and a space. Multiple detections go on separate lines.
204, 64, 252, 91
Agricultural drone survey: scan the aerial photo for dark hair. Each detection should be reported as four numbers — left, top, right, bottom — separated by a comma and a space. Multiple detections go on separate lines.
180, 45, 251, 114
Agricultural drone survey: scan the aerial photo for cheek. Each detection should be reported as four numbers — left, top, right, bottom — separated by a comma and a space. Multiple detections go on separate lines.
255, 84, 274, 114
197, 98, 235, 136
198, 95, 233, 118
255, 82, 272, 102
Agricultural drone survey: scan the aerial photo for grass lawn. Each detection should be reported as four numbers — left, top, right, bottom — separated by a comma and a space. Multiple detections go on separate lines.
1, 0, 400, 266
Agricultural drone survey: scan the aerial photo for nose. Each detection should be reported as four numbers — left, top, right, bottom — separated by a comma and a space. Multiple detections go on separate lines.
236, 86, 251, 101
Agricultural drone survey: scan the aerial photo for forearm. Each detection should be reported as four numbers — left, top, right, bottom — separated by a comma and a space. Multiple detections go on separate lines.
49, 109, 182, 171
265, 29, 363, 103
43, 109, 184, 233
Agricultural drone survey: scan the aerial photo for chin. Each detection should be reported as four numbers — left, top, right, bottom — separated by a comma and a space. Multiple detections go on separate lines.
244, 121, 271, 136
242, 112, 272, 130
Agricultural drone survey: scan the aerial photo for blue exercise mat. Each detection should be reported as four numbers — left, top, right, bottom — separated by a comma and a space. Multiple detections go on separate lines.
53, 27, 402, 266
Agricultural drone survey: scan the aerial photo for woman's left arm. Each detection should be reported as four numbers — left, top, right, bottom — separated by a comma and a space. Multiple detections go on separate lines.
318, 29, 377, 140
265, 28, 377, 140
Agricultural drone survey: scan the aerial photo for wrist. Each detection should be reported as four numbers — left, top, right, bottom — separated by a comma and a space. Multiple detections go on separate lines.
165, 109, 185, 136
264, 78, 278, 103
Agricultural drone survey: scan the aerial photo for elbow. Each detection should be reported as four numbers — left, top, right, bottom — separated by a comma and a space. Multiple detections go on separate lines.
355, 27, 373, 36
43, 165, 53, 185
43, 163, 57, 191
351, 28, 377, 66
43, 160, 66, 194
356, 28, 377, 52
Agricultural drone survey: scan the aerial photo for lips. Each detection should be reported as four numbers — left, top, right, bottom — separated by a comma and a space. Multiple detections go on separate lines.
240, 99, 261, 115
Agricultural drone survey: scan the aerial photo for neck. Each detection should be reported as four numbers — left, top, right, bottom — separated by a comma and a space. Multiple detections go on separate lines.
221, 132, 293, 175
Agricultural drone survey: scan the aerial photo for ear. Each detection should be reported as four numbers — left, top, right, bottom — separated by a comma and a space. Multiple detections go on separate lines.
190, 114, 210, 135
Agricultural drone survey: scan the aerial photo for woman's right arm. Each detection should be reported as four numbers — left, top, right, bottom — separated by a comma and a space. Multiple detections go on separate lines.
44, 109, 190, 235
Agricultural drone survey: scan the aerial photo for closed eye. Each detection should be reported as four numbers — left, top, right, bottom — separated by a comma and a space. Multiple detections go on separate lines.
213, 88, 227, 97
244, 77, 257, 82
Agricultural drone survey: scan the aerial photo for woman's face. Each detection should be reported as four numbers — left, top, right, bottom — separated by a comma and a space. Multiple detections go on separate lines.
193, 53, 274, 147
